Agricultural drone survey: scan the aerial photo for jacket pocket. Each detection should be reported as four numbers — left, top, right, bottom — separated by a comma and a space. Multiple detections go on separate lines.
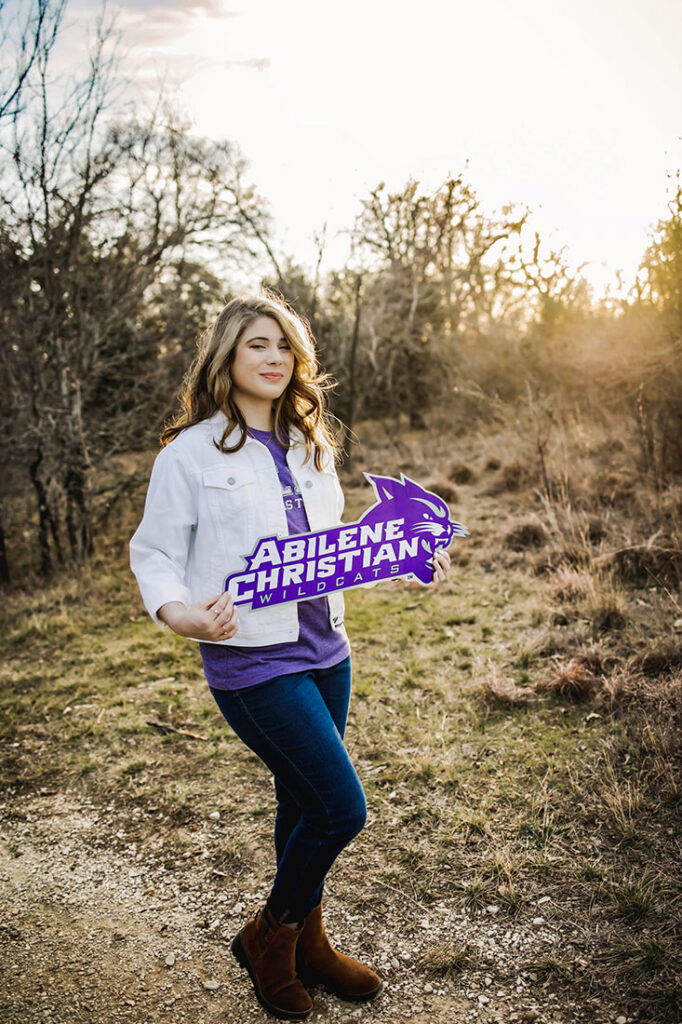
202, 465, 256, 516
293, 465, 340, 531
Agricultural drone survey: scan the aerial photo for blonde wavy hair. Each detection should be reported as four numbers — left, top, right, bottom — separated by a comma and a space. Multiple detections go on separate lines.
161, 290, 338, 468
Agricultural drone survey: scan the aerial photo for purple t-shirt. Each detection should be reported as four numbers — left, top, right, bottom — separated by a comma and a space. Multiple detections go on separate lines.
200, 429, 350, 690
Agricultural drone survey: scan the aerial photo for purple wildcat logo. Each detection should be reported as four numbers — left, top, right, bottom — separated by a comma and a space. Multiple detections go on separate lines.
225, 474, 468, 609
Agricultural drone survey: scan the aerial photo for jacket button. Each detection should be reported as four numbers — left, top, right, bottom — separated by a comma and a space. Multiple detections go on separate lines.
227, 476, 235, 485
305, 480, 313, 488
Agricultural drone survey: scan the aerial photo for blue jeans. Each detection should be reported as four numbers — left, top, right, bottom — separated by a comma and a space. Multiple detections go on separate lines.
210, 656, 366, 923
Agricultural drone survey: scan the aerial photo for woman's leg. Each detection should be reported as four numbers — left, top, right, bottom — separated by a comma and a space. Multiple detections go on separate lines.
272, 657, 352, 868
211, 658, 365, 924
286, 659, 381, 1001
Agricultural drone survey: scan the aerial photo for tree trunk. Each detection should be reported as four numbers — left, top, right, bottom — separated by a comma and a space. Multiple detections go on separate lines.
64, 454, 93, 561
347, 274, 363, 432
345, 274, 363, 466
0, 510, 9, 584
29, 448, 54, 576
58, 359, 93, 563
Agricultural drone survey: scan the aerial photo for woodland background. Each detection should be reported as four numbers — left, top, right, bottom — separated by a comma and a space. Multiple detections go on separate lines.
1, 3, 681, 1024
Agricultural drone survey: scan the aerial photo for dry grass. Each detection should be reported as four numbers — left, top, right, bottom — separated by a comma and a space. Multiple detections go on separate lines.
484, 460, 535, 495
423, 477, 460, 504
448, 461, 476, 485
1, 412, 682, 1022
504, 519, 547, 551
607, 540, 682, 589
420, 941, 477, 976
477, 660, 533, 707
536, 655, 602, 701
630, 643, 682, 677
550, 566, 596, 603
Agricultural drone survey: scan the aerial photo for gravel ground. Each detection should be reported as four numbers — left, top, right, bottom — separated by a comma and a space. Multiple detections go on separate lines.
0, 792, 632, 1024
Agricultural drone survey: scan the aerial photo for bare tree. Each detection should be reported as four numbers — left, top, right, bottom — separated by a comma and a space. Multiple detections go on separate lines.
512, 231, 590, 333
0, 0, 66, 120
0, 7, 278, 577
350, 177, 526, 425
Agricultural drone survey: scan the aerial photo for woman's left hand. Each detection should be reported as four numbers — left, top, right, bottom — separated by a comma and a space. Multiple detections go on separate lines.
426, 546, 451, 588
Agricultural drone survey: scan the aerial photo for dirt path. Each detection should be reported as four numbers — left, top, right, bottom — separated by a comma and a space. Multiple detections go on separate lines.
1, 790, 618, 1024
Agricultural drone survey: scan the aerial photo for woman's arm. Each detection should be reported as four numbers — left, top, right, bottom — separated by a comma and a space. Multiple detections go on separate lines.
129, 445, 198, 626
131, 444, 241, 642
158, 592, 239, 642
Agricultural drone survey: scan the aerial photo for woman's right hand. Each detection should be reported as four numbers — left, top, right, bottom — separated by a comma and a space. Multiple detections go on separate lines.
158, 592, 239, 642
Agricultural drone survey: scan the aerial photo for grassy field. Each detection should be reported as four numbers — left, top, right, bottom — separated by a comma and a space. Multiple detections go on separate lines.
1, 420, 681, 1024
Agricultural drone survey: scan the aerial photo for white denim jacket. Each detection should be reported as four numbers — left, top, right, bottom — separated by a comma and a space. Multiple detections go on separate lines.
129, 411, 345, 645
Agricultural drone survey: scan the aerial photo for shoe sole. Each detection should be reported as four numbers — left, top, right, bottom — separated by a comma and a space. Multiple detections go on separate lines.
298, 967, 385, 1003
231, 932, 313, 1021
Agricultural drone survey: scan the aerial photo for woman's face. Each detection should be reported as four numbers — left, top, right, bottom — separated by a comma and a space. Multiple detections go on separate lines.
230, 315, 295, 408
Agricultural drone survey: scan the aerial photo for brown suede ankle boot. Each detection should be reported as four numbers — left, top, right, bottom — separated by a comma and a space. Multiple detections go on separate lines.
231, 907, 313, 1020
296, 902, 383, 1002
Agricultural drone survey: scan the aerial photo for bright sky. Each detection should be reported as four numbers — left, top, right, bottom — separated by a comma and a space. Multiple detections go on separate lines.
71, 0, 682, 296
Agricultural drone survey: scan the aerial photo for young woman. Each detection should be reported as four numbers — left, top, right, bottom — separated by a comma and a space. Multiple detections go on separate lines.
129, 291, 451, 1020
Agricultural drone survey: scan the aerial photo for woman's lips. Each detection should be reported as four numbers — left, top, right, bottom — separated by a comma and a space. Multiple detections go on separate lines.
261, 373, 283, 380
